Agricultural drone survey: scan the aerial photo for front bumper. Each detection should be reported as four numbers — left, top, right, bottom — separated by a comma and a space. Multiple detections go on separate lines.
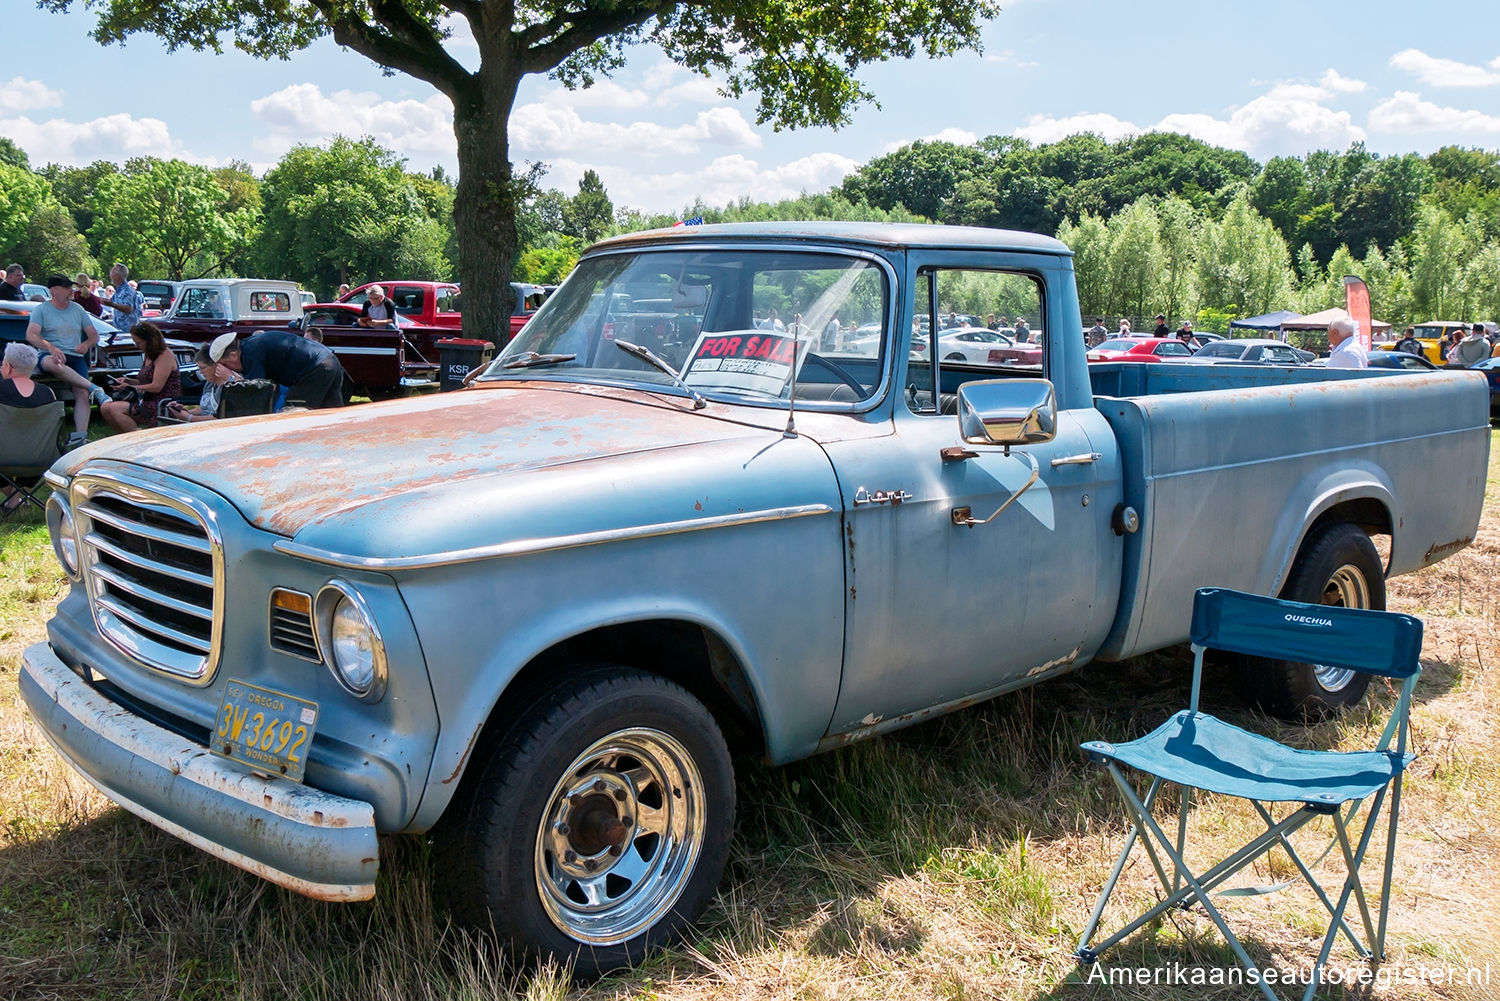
20, 641, 378, 901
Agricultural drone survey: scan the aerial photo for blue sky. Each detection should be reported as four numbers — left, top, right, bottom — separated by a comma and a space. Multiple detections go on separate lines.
3, 1, 1499, 214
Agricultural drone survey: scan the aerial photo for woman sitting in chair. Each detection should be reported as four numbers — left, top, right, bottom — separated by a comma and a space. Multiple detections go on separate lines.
101, 322, 181, 433
2, 342, 60, 512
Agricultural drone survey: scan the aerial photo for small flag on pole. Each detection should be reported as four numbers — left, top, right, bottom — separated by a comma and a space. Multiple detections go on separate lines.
674, 216, 704, 227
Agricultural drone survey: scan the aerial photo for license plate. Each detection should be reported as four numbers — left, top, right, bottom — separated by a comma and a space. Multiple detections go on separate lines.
210, 679, 319, 783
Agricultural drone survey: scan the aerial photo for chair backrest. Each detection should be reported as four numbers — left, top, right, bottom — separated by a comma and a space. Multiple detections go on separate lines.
217, 379, 279, 419
0, 400, 65, 475
1190, 587, 1422, 679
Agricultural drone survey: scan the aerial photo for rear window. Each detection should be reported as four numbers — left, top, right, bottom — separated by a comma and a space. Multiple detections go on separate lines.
250, 291, 291, 312
1196, 342, 1241, 358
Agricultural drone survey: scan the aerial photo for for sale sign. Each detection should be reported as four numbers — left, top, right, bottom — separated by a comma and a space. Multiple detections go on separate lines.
683, 330, 810, 397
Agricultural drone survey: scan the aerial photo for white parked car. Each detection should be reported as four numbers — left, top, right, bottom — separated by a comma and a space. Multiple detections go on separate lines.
935, 326, 1015, 362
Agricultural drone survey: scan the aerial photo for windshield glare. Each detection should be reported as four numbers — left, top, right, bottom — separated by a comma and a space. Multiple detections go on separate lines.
480, 249, 889, 405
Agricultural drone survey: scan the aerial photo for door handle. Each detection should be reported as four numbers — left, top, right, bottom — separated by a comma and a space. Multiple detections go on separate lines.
1050, 452, 1102, 467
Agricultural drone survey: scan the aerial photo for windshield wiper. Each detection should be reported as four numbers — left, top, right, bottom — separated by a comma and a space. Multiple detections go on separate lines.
502, 351, 577, 370
613, 339, 707, 410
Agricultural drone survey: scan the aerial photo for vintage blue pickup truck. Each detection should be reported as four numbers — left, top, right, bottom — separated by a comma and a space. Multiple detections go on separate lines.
20, 223, 1491, 972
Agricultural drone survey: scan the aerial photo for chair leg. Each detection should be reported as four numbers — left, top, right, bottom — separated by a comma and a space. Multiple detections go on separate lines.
1077, 777, 1166, 959
1375, 773, 1403, 964
1242, 801, 1368, 958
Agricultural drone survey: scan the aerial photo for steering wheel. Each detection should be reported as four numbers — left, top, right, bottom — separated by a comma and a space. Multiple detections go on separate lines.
800, 352, 865, 397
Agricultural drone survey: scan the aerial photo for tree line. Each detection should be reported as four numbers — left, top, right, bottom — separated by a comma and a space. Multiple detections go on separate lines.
2, 129, 1497, 329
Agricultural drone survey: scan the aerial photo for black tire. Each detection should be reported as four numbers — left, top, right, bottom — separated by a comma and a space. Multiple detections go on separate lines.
433, 666, 735, 975
1244, 522, 1383, 720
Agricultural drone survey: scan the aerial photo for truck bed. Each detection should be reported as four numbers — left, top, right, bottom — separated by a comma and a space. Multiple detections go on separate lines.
1087, 363, 1492, 660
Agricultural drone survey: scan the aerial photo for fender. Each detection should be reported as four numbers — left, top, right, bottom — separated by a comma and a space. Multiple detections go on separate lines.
1256, 463, 1395, 598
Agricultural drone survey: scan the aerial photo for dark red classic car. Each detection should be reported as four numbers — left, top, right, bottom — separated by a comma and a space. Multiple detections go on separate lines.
291, 304, 440, 394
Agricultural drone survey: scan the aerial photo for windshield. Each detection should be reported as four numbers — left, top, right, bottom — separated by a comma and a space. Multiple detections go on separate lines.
1096, 338, 1140, 352
480, 248, 889, 406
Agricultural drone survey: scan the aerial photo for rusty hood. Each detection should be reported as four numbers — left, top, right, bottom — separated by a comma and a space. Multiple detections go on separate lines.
57, 384, 793, 540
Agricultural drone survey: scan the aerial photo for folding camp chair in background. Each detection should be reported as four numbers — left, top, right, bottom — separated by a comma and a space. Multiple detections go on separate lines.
1, 400, 66, 519
1074, 587, 1423, 1001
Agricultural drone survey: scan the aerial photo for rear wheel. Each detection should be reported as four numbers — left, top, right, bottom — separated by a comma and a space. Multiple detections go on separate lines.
433, 666, 735, 975
1244, 522, 1383, 719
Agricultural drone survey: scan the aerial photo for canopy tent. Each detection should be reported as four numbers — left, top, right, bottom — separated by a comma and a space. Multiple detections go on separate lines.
1228, 309, 1302, 334
1280, 307, 1391, 333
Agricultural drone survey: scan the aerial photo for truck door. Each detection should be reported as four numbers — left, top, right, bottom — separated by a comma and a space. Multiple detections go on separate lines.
822, 261, 1124, 734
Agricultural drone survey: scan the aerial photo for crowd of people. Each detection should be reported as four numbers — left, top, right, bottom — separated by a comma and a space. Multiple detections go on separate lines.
1, 259, 349, 455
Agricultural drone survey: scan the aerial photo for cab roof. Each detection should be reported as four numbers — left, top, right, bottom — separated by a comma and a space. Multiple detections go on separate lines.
590, 221, 1072, 257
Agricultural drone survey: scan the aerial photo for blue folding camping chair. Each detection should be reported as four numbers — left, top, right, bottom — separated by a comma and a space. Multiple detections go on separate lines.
1074, 587, 1422, 1001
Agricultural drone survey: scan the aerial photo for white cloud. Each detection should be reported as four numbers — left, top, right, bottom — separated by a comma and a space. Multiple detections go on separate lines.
0, 113, 184, 166
248, 83, 456, 160
1389, 49, 1500, 87
985, 49, 1040, 70
1319, 68, 1368, 94
547, 151, 859, 214
640, 63, 724, 105
531, 81, 650, 111
1015, 112, 1140, 144
1, 76, 63, 109
1015, 80, 1365, 155
510, 102, 759, 157
1368, 91, 1500, 135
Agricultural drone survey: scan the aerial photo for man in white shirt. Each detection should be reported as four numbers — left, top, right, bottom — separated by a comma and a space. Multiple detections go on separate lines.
1326, 317, 1367, 369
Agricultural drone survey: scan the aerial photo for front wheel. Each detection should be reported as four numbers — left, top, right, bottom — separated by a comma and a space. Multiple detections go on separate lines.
433, 667, 735, 974
1244, 522, 1383, 719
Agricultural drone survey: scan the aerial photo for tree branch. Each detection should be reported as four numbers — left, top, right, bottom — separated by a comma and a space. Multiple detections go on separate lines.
305, 0, 473, 100
518, 3, 665, 75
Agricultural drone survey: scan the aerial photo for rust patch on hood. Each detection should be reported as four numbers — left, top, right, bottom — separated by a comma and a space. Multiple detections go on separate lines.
68, 383, 775, 537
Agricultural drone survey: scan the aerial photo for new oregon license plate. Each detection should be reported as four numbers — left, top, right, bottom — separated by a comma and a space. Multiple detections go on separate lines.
211, 679, 319, 782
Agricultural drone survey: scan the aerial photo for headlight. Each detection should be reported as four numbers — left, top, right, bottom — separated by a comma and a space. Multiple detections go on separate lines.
317, 582, 387, 701
46, 495, 80, 579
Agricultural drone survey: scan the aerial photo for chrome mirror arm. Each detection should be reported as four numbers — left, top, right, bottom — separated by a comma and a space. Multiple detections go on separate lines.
951, 450, 1041, 527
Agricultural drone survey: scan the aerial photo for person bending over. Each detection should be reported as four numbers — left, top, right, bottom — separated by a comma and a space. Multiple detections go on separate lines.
208, 328, 345, 409
164, 343, 243, 422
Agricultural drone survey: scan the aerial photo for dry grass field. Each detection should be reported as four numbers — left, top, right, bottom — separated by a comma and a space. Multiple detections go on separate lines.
2, 432, 1496, 1001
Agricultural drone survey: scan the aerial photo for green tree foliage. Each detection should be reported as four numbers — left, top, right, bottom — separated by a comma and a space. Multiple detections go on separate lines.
0, 137, 29, 170
0, 164, 58, 255
6, 204, 96, 279
255, 136, 450, 296
37, 160, 121, 239
1055, 213, 1109, 321
1195, 195, 1294, 319
1408, 204, 1472, 320
563, 169, 615, 245
89, 157, 258, 280
839, 140, 986, 219
55, 0, 1000, 346
515, 244, 581, 284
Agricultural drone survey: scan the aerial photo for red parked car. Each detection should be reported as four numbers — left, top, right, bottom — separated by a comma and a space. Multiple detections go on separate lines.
1087, 336, 1195, 363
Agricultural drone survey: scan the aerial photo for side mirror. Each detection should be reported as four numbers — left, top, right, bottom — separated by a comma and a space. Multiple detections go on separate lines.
956, 379, 1057, 450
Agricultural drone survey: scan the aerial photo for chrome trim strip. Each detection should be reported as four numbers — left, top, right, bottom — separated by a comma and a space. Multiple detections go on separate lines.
90, 563, 214, 621
83, 532, 215, 589
95, 595, 213, 654
78, 500, 213, 553
274, 503, 836, 571
44, 471, 69, 491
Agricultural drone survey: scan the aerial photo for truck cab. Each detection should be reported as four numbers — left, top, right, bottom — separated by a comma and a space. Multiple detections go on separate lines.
152, 279, 304, 340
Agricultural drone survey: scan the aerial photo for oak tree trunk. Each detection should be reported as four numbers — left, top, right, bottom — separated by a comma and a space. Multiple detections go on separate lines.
452, 71, 522, 348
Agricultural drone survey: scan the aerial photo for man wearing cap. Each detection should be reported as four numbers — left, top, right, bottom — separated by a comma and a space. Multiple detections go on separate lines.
1448, 323, 1491, 367
1176, 319, 1195, 349
358, 285, 396, 328
26, 274, 101, 446
209, 329, 345, 409
1152, 313, 1169, 338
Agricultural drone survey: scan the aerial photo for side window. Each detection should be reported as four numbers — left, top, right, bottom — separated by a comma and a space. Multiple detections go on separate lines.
435, 287, 456, 314
250, 291, 291, 312
394, 287, 425, 314
909, 268, 1044, 415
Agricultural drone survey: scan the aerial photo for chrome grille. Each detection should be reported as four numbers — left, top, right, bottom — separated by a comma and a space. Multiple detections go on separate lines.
74, 473, 223, 685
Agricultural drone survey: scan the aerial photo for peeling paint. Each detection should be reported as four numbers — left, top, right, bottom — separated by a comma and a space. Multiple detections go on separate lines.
1027, 644, 1083, 677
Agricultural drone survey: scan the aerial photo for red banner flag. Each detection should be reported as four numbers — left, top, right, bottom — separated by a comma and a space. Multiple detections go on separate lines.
1343, 275, 1372, 351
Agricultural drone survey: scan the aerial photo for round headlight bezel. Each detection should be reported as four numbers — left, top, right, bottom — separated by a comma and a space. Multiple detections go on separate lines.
46, 494, 80, 580
315, 581, 388, 702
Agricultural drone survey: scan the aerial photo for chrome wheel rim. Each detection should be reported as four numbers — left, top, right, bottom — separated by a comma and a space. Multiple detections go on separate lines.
534, 727, 704, 945
1313, 564, 1370, 692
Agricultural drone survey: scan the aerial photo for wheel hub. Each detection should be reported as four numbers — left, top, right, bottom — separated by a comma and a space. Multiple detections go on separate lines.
1314, 563, 1371, 693
534, 728, 705, 945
